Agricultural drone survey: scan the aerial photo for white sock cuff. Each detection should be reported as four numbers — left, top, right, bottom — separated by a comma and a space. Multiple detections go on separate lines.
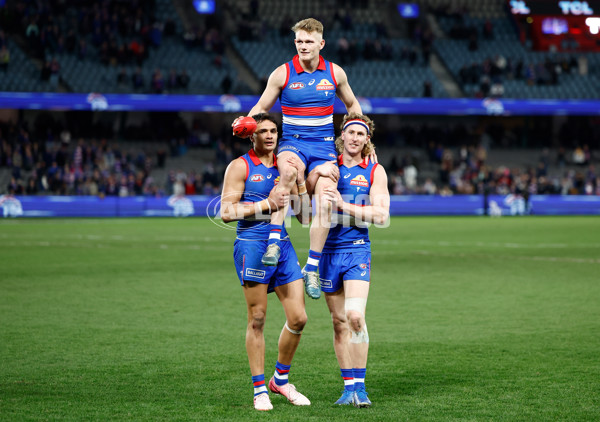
306, 257, 319, 267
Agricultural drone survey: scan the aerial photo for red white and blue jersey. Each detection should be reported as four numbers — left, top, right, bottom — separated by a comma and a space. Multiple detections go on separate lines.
280, 55, 337, 141
236, 149, 286, 240
323, 156, 378, 253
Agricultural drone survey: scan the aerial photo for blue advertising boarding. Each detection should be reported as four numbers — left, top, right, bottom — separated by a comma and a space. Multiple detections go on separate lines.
1, 195, 599, 218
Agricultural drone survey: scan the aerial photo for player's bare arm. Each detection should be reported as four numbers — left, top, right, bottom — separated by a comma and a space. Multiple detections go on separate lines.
333, 63, 362, 115
305, 161, 339, 196
326, 165, 390, 225
220, 158, 287, 223
333, 65, 378, 163
248, 65, 287, 116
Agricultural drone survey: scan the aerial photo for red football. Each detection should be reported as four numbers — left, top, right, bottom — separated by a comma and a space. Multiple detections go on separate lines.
233, 116, 257, 138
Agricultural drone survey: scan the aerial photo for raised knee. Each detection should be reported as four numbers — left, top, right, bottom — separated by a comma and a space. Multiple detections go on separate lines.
281, 166, 297, 184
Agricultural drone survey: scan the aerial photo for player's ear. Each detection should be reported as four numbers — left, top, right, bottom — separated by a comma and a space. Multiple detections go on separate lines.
320, 39, 325, 49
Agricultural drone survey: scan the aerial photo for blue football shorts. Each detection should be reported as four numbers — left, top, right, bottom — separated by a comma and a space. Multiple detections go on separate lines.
319, 251, 371, 293
278, 138, 338, 174
233, 238, 303, 293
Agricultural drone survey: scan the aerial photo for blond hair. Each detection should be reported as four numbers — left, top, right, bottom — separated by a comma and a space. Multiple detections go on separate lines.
291, 18, 324, 36
335, 113, 375, 157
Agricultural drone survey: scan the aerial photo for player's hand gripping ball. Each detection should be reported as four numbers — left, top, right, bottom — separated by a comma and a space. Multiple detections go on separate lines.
233, 116, 257, 138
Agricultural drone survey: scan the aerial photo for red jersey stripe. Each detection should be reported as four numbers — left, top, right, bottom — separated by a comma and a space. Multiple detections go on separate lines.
281, 105, 334, 116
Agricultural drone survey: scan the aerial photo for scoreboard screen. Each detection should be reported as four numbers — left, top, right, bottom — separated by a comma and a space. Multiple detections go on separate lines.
509, 0, 600, 15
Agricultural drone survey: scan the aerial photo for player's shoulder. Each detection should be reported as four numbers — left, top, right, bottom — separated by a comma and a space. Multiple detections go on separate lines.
372, 162, 388, 182
268, 64, 289, 85
331, 62, 348, 80
225, 156, 248, 176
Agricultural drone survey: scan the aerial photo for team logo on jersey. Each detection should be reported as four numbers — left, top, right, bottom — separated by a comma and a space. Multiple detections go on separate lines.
359, 263, 368, 269
273, 176, 280, 186
316, 79, 335, 91
350, 174, 369, 187
250, 174, 265, 182
289, 82, 305, 90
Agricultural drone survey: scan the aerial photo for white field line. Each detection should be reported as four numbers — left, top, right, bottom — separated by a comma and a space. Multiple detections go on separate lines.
0, 240, 229, 251
377, 239, 600, 249
0, 233, 232, 243
412, 250, 600, 265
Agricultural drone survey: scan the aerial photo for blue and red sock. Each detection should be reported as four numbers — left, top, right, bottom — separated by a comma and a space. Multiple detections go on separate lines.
341, 368, 354, 391
273, 361, 290, 386
304, 249, 322, 273
252, 374, 268, 396
353, 368, 366, 390
268, 224, 283, 246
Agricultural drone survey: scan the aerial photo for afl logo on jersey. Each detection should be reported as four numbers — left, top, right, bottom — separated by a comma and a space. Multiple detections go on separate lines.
316, 79, 335, 91
359, 263, 368, 269
250, 174, 265, 182
350, 175, 369, 187
289, 82, 305, 90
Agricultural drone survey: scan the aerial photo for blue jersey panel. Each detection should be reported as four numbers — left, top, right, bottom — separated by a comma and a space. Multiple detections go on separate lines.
280, 55, 337, 141
323, 157, 377, 252
235, 149, 288, 240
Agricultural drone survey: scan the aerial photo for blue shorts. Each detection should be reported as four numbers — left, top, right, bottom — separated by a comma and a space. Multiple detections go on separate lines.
319, 251, 371, 293
233, 238, 303, 293
278, 139, 338, 174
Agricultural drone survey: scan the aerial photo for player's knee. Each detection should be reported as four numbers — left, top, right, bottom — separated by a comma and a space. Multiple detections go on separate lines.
281, 165, 297, 184
249, 310, 266, 331
346, 310, 364, 333
288, 311, 307, 332
331, 313, 348, 337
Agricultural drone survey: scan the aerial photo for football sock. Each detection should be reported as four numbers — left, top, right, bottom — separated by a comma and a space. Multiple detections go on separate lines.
273, 361, 291, 386
304, 249, 321, 272
268, 224, 283, 246
252, 374, 268, 396
353, 368, 366, 390
341, 368, 354, 391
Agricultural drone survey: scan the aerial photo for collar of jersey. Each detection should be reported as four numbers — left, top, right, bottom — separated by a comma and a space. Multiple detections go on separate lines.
338, 154, 368, 168
293, 55, 326, 73
249, 149, 277, 167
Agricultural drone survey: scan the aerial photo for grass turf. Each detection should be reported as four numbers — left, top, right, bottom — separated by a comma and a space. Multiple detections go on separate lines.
1, 216, 599, 421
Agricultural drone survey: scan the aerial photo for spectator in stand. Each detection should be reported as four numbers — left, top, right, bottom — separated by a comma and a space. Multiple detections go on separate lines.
0, 45, 9, 72
132, 67, 145, 90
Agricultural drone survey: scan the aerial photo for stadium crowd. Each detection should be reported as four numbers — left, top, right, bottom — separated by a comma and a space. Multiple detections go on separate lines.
2, 117, 598, 197
2, 0, 230, 94
387, 143, 599, 196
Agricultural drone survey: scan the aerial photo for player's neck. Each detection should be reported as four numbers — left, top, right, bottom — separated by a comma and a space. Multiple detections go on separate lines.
253, 148, 275, 167
343, 151, 364, 167
299, 56, 319, 73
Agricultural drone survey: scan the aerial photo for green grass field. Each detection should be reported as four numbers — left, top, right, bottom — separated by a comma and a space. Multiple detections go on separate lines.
1, 216, 599, 421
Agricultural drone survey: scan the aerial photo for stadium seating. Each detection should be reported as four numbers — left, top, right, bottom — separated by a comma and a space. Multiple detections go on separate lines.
434, 15, 600, 99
